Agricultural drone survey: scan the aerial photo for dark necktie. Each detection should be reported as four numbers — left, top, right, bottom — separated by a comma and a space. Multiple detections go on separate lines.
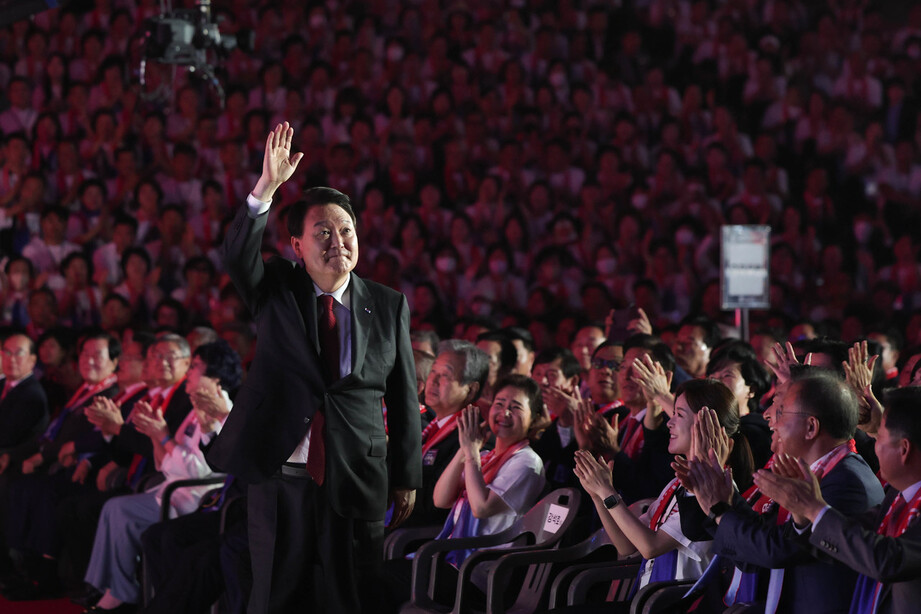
307, 295, 338, 484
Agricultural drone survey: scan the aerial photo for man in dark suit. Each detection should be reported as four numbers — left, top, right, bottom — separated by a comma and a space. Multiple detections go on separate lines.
207, 122, 421, 614
406, 339, 488, 527
0, 331, 48, 456
754, 385, 921, 614
692, 372, 884, 614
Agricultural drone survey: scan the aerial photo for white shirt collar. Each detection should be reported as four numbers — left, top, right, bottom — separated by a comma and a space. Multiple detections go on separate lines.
313, 274, 351, 311
901, 480, 921, 503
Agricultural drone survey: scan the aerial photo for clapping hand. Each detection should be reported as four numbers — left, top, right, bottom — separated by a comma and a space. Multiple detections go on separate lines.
573, 449, 616, 500
572, 398, 620, 455
753, 454, 825, 525
843, 340, 881, 432
133, 400, 169, 444
85, 396, 124, 437
632, 354, 674, 417
191, 377, 229, 434
768, 342, 812, 385
685, 449, 733, 514
690, 407, 732, 466
457, 404, 488, 459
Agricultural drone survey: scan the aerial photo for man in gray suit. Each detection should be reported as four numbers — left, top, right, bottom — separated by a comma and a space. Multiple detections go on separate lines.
755, 385, 921, 614
207, 122, 421, 614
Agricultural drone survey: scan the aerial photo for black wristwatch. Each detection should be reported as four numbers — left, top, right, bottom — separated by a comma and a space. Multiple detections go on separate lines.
708, 500, 732, 521
603, 492, 621, 509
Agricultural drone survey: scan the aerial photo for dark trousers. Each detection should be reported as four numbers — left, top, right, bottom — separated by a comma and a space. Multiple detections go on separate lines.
247, 473, 384, 614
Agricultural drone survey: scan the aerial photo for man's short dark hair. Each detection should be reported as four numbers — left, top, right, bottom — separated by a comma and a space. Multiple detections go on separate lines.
286, 187, 355, 238
121, 246, 152, 275
533, 347, 581, 379
791, 372, 858, 441
476, 331, 518, 374
5, 328, 36, 356
882, 386, 921, 449
78, 329, 122, 361
502, 326, 534, 352
194, 339, 243, 392
679, 315, 721, 350
623, 333, 675, 374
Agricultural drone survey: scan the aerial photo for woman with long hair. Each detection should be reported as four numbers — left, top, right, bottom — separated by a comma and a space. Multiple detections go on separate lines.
571, 378, 754, 611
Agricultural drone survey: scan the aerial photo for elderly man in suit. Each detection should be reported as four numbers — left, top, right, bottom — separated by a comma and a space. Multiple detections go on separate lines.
755, 385, 921, 614
207, 122, 421, 614
690, 371, 884, 614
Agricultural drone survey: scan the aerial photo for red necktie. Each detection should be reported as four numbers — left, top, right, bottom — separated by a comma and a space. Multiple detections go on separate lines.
307, 295, 338, 485
884, 494, 907, 537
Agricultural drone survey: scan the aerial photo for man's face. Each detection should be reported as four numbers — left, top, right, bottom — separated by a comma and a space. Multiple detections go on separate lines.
868, 333, 898, 372
476, 339, 501, 386
2, 334, 36, 381
675, 325, 710, 376
571, 326, 605, 371
763, 381, 811, 456
116, 340, 145, 386
875, 418, 906, 488
616, 347, 649, 407
589, 345, 624, 405
148, 341, 191, 387
425, 351, 473, 415
511, 339, 535, 376
79, 338, 117, 385
532, 357, 576, 400
291, 204, 357, 290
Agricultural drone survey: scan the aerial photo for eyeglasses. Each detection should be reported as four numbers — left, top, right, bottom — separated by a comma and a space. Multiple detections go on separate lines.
591, 358, 621, 372
1, 348, 28, 358
150, 352, 188, 363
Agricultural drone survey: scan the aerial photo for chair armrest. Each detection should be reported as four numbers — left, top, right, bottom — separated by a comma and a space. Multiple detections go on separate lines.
410, 524, 524, 607
565, 559, 642, 607
385, 525, 443, 560
484, 543, 619, 613
158, 476, 227, 522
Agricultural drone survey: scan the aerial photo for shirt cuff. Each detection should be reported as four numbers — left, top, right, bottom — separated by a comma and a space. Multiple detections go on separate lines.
246, 193, 271, 218
812, 505, 832, 529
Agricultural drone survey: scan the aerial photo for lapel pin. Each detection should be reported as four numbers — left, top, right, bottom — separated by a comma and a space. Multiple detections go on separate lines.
364, 307, 372, 314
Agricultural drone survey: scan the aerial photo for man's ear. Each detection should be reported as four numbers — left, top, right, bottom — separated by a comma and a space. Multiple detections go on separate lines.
804, 415, 820, 440
290, 236, 301, 259
464, 381, 481, 406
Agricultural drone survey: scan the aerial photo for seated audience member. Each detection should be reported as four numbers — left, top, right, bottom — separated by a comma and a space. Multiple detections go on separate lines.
83, 340, 239, 612
410, 329, 440, 356
673, 315, 721, 379
570, 323, 606, 376
569, 378, 753, 612
474, 330, 517, 407
2, 257, 34, 327
383, 374, 546, 611
706, 339, 773, 470
502, 326, 536, 376
589, 334, 677, 503
136, 340, 248, 614
0, 331, 48, 579
21, 206, 80, 276
688, 370, 885, 614
0, 331, 49, 455
0, 330, 120, 599
754, 386, 921, 614
531, 347, 585, 493
405, 339, 489, 527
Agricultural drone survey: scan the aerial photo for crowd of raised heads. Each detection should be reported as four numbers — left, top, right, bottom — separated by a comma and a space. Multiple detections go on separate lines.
1, 2, 921, 354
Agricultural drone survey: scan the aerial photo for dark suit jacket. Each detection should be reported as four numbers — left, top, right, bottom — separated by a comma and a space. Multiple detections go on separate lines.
405, 427, 459, 527
207, 206, 422, 521
713, 453, 885, 614
0, 374, 48, 451
811, 489, 921, 614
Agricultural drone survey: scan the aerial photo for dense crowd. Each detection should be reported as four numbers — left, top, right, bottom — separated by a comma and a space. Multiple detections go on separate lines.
0, 0, 920, 613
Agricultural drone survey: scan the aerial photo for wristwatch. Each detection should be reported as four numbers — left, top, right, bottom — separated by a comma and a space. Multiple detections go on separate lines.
708, 500, 732, 521
603, 492, 621, 509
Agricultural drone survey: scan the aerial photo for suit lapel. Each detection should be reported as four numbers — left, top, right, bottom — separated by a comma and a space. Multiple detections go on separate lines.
292, 265, 321, 355
349, 273, 371, 381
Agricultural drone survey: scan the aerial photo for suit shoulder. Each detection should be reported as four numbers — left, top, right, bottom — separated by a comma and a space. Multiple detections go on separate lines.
358, 277, 406, 303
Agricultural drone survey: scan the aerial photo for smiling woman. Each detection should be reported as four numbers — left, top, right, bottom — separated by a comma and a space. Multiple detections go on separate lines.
383, 374, 546, 612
